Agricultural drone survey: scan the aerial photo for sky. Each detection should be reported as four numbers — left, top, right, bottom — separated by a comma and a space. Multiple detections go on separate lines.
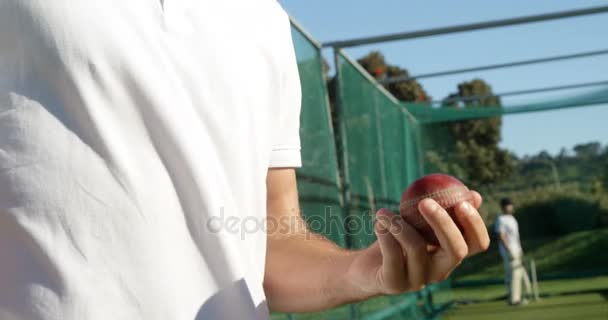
279, 0, 608, 157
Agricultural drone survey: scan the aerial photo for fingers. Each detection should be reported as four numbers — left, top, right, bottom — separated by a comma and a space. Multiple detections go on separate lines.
373, 195, 488, 293
469, 190, 483, 209
453, 201, 490, 256
375, 210, 407, 293
418, 199, 468, 281
419, 199, 468, 260
375, 209, 430, 293
385, 215, 430, 291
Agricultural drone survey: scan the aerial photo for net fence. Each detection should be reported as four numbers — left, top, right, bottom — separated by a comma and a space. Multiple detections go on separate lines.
275, 22, 453, 320
335, 50, 423, 249
281, 17, 608, 320
290, 22, 346, 247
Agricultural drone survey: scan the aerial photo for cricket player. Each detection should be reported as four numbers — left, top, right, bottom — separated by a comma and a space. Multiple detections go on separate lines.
0, 1, 489, 319
495, 198, 532, 305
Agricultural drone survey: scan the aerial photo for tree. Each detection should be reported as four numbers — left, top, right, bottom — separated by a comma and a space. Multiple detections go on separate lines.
440, 79, 515, 188
531, 150, 553, 162
573, 142, 601, 159
357, 51, 431, 103
322, 57, 330, 80
603, 162, 608, 191
602, 146, 608, 191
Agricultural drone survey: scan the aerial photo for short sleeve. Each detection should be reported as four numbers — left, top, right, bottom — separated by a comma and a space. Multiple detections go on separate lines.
269, 12, 302, 168
495, 216, 506, 234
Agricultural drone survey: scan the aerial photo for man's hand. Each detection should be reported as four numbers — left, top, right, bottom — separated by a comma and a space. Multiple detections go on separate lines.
344, 193, 489, 298
264, 169, 490, 312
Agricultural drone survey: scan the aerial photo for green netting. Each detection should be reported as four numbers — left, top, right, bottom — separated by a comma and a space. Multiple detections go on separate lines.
291, 24, 346, 247
336, 50, 422, 249
404, 86, 608, 124
287, 15, 608, 319
329, 49, 454, 320
280, 22, 453, 320
416, 122, 458, 176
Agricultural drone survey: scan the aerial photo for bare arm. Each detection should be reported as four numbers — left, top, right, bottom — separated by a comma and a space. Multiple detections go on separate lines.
264, 168, 490, 313
263, 169, 361, 312
499, 231, 513, 257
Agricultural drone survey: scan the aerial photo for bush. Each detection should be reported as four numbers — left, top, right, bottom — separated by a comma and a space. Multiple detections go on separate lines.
481, 184, 608, 239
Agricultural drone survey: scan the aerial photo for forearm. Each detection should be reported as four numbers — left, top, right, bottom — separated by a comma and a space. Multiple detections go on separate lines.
263, 169, 490, 312
265, 232, 370, 312
264, 169, 371, 312
499, 233, 513, 256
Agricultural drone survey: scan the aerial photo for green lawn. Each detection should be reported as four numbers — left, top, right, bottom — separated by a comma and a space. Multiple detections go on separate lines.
453, 228, 608, 281
445, 276, 608, 320
444, 293, 608, 320
271, 229, 608, 319
272, 277, 608, 320
452, 276, 608, 302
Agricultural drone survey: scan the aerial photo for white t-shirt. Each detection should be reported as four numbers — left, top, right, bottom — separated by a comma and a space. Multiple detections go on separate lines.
0, 1, 301, 319
494, 214, 523, 258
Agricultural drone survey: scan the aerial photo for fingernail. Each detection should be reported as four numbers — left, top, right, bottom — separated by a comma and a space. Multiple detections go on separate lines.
422, 200, 439, 212
377, 218, 389, 230
460, 201, 473, 214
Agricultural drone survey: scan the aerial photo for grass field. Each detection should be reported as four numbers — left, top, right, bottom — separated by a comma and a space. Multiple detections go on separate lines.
452, 276, 608, 301
272, 277, 608, 319
444, 293, 608, 320
445, 276, 608, 320
453, 228, 608, 281
272, 229, 608, 319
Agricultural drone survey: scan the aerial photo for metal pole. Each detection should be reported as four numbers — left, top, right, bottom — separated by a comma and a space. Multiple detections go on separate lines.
334, 48, 359, 319
416, 98, 608, 124
432, 80, 608, 105
382, 49, 608, 84
289, 18, 323, 50
333, 48, 354, 250
372, 91, 388, 200
322, 5, 608, 48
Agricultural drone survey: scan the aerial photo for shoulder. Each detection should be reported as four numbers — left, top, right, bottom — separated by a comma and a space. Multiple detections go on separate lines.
503, 215, 518, 227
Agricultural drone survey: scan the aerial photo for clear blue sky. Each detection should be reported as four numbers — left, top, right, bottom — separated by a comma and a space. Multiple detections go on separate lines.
279, 0, 608, 157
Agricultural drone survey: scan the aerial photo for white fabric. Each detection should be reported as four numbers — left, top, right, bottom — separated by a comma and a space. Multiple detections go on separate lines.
0, 1, 301, 319
495, 214, 523, 258
502, 253, 532, 304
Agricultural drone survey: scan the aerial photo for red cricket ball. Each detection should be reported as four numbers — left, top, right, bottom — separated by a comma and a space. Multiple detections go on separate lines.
399, 173, 473, 245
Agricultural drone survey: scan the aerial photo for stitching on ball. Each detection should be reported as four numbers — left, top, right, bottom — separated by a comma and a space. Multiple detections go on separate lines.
400, 186, 470, 212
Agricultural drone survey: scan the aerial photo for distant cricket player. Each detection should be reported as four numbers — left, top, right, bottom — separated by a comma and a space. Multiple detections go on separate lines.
495, 198, 532, 305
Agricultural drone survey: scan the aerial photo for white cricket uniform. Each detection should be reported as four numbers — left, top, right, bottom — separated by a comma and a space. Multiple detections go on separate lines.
495, 213, 531, 303
0, 1, 301, 319
495, 214, 522, 259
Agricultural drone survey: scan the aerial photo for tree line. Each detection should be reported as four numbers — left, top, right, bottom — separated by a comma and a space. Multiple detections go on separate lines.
348, 51, 607, 193
355, 51, 513, 189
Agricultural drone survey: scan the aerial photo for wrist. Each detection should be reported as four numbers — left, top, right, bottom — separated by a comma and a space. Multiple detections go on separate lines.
324, 250, 376, 306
